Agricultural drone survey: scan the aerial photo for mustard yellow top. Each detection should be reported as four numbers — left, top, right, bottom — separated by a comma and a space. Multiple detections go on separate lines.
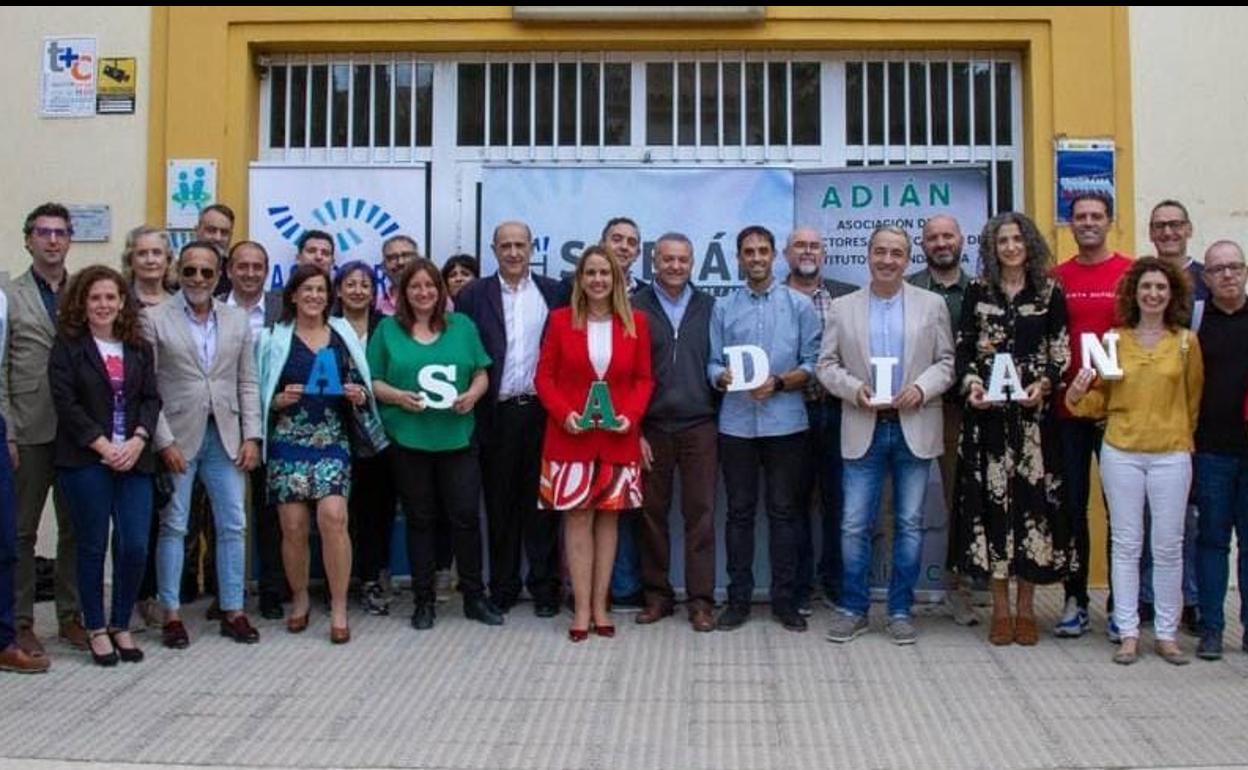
1068, 327, 1204, 453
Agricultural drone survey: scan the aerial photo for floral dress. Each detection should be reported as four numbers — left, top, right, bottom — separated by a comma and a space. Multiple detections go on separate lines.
267, 331, 356, 503
952, 278, 1077, 583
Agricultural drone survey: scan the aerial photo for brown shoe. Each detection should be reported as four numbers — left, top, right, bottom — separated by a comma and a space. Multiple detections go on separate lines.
988, 615, 1014, 646
58, 617, 88, 650
16, 625, 45, 658
219, 614, 260, 644
1014, 615, 1039, 646
0, 644, 50, 674
330, 625, 351, 645
636, 603, 674, 625
162, 619, 190, 649
689, 607, 715, 633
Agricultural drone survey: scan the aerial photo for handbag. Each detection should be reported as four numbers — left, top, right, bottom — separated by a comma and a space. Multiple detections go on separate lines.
334, 337, 389, 459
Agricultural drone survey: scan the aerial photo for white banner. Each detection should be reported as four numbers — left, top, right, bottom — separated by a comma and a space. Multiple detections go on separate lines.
248, 165, 428, 292
479, 166, 793, 296
794, 166, 990, 286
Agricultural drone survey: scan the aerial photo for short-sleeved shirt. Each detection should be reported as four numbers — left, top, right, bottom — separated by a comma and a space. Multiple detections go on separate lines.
366, 312, 491, 452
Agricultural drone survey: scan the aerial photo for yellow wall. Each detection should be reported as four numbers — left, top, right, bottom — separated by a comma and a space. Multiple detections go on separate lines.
151, 6, 1134, 584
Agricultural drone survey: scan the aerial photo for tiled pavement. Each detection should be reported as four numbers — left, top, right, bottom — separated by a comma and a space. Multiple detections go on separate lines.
2, 586, 1245, 770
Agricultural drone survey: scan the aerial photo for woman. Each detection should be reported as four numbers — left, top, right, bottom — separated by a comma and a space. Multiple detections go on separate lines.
121, 226, 176, 308
332, 261, 396, 616
441, 254, 479, 301
49, 266, 161, 666
368, 259, 501, 629
953, 212, 1073, 646
535, 246, 653, 641
257, 264, 380, 644
1067, 257, 1203, 665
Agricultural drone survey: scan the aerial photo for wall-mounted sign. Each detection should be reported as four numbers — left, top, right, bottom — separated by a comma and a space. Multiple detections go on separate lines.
97, 57, 136, 114
166, 159, 217, 229
41, 36, 96, 117
1055, 138, 1115, 224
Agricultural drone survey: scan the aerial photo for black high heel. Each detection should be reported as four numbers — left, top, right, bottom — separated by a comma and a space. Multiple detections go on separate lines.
108, 629, 145, 663
89, 630, 118, 667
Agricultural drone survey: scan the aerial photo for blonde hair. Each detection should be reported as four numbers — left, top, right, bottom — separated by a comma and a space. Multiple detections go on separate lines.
570, 245, 636, 337
121, 225, 176, 290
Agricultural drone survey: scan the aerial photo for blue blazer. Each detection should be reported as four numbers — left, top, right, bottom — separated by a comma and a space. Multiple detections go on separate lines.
454, 272, 569, 411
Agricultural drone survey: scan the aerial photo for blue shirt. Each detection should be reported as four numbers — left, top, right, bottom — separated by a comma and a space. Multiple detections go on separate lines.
31, 270, 64, 323
654, 283, 693, 332
869, 289, 906, 395
708, 281, 820, 438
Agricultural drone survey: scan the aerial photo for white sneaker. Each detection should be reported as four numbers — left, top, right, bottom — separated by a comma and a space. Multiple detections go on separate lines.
1052, 597, 1089, 638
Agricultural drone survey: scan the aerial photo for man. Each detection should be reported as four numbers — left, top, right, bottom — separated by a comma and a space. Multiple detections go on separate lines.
632, 233, 718, 632
377, 235, 420, 315
818, 225, 954, 645
599, 216, 647, 611
0, 284, 49, 673
196, 203, 236, 297
709, 225, 820, 633
906, 214, 978, 626
1148, 199, 1205, 632
1052, 191, 1133, 640
264, 229, 336, 320
224, 241, 285, 619
783, 226, 855, 616
455, 221, 567, 617
146, 241, 263, 648
1192, 240, 1248, 660
1, 203, 86, 657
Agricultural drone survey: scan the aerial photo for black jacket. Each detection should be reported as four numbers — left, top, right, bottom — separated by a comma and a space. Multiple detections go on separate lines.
49, 333, 162, 473
632, 284, 719, 433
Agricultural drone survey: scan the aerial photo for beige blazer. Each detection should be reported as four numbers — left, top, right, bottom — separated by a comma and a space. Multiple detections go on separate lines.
0, 269, 61, 444
816, 282, 954, 460
143, 291, 261, 460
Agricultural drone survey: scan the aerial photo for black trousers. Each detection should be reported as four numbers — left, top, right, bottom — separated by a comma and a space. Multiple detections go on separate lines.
720, 432, 808, 611
392, 445, 486, 603
480, 399, 560, 606
349, 449, 397, 584
251, 464, 286, 600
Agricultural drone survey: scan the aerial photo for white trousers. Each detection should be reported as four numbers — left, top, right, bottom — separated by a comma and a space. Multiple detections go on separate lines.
1099, 444, 1191, 641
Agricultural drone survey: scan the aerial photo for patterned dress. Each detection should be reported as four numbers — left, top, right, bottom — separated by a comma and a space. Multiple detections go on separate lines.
267, 332, 355, 503
952, 278, 1076, 583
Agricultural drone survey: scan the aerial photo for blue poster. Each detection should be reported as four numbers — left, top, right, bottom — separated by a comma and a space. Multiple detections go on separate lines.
1055, 141, 1115, 223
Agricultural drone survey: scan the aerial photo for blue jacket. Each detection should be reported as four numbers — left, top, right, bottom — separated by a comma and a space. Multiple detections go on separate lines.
255, 316, 382, 454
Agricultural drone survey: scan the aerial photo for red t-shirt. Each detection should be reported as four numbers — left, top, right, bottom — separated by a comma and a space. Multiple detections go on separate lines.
1052, 252, 1132, 418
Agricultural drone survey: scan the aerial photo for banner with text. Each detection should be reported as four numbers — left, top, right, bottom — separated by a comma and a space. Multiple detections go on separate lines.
794, 166, 990, 287
248, 165, 428, 293
479, 166, 793, 296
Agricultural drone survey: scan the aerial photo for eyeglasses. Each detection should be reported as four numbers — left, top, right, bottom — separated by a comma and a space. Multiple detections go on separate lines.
180, 266, 217, 281
1149, 220, 1189, 232
1206, 263, 1246, 276
384, 250, 418, 262
31, 226, 72, 239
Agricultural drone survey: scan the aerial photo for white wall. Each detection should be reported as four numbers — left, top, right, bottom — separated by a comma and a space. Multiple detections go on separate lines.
0, 7, 150, 280
1130, 7, 1248, 259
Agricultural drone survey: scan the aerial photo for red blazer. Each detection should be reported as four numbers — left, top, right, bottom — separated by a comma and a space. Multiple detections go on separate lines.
535, 307, 654, 464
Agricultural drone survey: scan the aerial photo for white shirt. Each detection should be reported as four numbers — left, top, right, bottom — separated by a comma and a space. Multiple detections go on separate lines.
225, 291, 265, 347
498, 274, 549, 400
588, 319, 613, 380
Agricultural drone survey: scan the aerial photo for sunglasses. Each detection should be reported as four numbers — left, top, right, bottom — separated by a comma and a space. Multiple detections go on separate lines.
180, 266, 217, 281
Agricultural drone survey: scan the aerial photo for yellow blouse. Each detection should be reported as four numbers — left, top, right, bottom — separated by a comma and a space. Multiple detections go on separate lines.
1068, 327, 1204, 453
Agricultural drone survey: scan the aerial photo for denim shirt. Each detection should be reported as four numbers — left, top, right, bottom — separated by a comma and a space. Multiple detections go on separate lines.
708, 281, 820, 438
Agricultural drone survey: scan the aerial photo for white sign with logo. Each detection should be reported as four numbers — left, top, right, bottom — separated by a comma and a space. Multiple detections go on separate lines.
248, 165, 429, 291
479, 166, 793, 297
40, 36, 96, 118
794, 166, 990, 287
166, 159, 217, 230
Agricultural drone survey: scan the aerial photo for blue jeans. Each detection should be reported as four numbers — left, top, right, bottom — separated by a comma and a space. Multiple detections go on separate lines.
840, 420, 930, 619
1193, 452, 1248, 633
796, 399, 844, 605
0, 417, 17, 649
610, 512, 642, 599
157, 422, 247, 612
58, 465, 152, 630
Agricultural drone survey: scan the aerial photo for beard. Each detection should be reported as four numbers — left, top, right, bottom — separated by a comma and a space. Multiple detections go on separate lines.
793, 261, 821, 278
926, 251, 960, 269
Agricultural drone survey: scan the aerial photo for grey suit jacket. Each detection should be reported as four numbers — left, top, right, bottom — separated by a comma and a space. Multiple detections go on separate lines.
143, 291, 261, 460
816, 282, 954, 460
1, 269, 62, 444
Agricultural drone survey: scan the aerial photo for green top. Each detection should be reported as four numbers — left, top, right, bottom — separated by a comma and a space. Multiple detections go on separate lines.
366, 313, 491, 452
907, 267, 971, 328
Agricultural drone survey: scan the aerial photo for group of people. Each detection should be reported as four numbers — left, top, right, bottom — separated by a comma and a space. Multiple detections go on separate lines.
0, 190, 1244, 674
